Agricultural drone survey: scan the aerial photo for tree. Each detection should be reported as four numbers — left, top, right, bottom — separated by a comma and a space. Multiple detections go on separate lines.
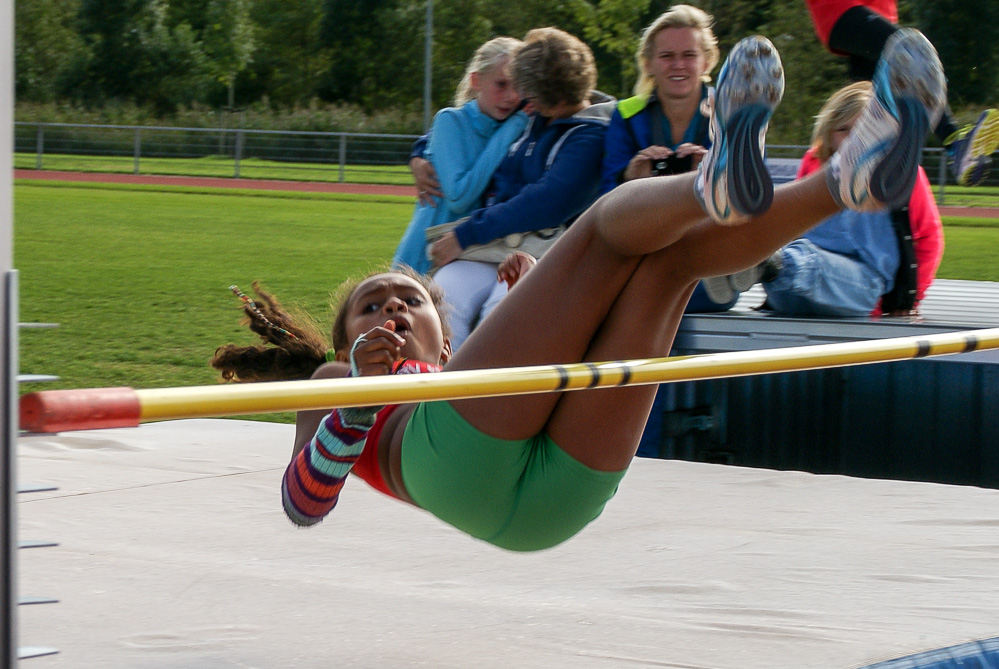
70, 0, 210, 110
75, 0, 148, 101
204, 0, 256, 108
131, 0, 210, 112
319, 0, 418, 109
15, 0, 87, 101
910, 0, 999, 108
574, 0, 652, 97
250, 0, 329, 106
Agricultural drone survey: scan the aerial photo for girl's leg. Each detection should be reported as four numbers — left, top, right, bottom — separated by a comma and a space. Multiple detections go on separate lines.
446, 171, 839, 447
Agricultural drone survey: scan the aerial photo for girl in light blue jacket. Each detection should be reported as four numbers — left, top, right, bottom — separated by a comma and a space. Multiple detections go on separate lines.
392, 37, 528, 274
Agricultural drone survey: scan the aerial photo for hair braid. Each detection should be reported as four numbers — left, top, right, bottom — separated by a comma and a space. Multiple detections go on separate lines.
211, 282, 329, 382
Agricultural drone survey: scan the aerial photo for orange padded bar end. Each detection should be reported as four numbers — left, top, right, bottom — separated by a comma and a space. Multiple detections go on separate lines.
19, 387, 142, 433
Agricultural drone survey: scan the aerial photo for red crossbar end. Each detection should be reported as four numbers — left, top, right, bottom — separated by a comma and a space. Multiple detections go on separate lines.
19, 387, 142, 433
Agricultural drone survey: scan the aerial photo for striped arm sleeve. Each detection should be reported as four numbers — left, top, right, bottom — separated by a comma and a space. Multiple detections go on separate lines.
282, 405, 379, 527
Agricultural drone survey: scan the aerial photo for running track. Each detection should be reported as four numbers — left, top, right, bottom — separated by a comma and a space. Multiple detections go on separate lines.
14, 169, 999, 218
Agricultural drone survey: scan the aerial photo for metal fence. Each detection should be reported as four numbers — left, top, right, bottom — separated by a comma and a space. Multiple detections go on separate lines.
13, 122, 422, 185
11, 122, 998, 203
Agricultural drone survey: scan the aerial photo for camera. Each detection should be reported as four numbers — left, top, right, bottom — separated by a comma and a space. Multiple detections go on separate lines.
652, 154, 693, 176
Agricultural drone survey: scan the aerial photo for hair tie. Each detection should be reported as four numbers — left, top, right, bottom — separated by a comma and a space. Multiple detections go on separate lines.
229, 285, 297, 340
325, 350, 337, 363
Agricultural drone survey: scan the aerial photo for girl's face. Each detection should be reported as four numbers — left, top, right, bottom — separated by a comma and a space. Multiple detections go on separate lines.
471, 60, 522, 121
648, 27, 709, 102
340, 273, 450, 366
829, 115, 859, 154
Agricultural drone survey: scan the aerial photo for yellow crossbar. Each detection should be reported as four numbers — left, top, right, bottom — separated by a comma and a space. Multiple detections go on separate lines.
20, 327, 999, 433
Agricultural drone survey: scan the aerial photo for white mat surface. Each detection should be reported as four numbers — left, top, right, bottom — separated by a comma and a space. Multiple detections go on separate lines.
15, 419, 999, 668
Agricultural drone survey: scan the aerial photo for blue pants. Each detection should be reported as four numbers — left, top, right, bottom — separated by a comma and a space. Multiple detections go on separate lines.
764, 239, 889, 317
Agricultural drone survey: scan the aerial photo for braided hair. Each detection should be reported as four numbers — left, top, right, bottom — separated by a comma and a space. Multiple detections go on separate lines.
211, 281, 329, 382
212, 268, 451, 383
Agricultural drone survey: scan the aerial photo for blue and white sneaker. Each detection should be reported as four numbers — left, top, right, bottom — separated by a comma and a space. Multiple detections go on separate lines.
694, 35, 785, 226
826, 28, 945, 211
945, 108, 999, 186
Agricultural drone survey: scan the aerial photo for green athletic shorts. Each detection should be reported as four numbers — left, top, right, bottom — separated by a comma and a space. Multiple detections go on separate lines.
400, 400, 627, 552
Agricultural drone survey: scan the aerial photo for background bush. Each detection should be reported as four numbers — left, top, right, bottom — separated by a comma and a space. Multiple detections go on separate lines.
16, 0, 999, 144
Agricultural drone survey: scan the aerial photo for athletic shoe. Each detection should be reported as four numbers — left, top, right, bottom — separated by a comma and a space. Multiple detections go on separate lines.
945, 108, 999, 186
701, 275, 737, 304
825, 28, 945, 211
694, 35, 785, 225
700, 253, 779, 305
702, 265, 763, 304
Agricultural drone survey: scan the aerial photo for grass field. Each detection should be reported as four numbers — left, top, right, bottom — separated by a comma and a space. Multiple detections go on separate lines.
14, 181, 414, 422
13, 180, 999, 424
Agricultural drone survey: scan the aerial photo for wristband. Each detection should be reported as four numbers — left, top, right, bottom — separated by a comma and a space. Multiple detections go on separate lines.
348, 336, 368, 377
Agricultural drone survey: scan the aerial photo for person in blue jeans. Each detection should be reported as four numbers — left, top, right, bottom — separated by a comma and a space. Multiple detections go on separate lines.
762, 215, 898, 317
599, 4, 737, 312
392, 37, 527, 274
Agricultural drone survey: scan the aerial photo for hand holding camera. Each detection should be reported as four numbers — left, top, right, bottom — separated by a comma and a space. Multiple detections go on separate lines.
651, 154, 693, 176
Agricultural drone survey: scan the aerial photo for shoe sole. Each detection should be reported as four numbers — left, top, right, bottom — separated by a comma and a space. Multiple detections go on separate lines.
870, 97, 929, 206
958, 109, 999, 186
729, 264, 764, 292
701, 276, 735, 304
727, 104, 776, 216
871, 30, 943, 207
839, 28, 944, 211
707, 36, 784, 223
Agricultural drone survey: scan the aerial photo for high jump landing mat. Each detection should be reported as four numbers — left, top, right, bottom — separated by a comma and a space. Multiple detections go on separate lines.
15, 419, 999, 668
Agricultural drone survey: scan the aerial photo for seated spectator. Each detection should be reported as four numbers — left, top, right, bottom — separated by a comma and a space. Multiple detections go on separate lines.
599, 4, 738, 313
392, 37, 527, 274
711, 81, 944, 317
425, 27, 614, 350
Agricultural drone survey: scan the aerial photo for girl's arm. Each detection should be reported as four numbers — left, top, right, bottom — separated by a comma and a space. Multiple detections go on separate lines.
292, 362, 350, 457
452, 123, 606, 248
283, 325, 402, 526
431, 109, 529, 212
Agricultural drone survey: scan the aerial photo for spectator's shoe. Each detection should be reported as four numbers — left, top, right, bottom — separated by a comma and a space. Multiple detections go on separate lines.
701, 276, 737, 304
826, 28, 945, 211
702, 267, 761, 304
700, 252, 780, 305
945, 108, 999, 186
695, 36, 784, 225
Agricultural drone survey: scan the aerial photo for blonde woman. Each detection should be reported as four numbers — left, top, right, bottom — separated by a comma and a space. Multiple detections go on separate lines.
601, 4, 719, 193
601, 5, 740, 312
